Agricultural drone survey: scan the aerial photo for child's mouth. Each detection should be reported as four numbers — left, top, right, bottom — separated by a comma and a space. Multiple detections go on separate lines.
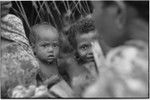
86, 56, 94, 62
47, 58, 55, 62
48, 55, 54, 58
47, 55, 55, 60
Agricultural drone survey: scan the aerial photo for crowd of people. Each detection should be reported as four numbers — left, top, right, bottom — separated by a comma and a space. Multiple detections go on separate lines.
1, 1, 148, 98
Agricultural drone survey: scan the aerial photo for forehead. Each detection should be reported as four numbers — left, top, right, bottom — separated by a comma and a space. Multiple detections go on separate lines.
34, 25, 59, 41
76, 31, 99, 43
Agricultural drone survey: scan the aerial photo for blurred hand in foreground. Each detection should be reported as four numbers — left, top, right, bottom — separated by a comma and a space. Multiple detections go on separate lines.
83, 40, 148, 97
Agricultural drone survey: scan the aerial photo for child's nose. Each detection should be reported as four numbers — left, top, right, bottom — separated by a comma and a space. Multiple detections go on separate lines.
47, 46, 53, 53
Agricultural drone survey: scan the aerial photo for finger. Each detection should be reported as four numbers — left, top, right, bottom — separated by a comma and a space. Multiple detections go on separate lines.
91, 40, 105, 74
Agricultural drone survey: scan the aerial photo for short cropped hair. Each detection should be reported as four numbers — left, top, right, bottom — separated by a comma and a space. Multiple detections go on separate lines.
65, 18, 96, 49
29, 23, 58, 45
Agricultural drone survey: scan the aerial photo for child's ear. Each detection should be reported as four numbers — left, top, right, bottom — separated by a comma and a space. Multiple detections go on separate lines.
74, 51, 81, 62
30, 42, 36, 54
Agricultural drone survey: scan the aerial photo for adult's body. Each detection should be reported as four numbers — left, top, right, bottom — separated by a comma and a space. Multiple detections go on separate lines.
83, 1, 148, 97
1, 2, 38, 98
92, 1, 148, 48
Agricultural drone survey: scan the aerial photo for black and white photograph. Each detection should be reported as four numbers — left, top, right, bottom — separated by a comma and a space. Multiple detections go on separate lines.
0, 0, 149, 99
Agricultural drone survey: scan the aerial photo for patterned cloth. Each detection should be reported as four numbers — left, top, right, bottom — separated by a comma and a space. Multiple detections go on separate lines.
10, 70, 74, 98
1, 14, 39, 98
1, 14, 29, 45
83, 40, 148, 97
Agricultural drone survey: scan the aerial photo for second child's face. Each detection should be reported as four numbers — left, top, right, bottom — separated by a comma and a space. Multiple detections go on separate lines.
76, 31, 99, 63
34, 27, 59, 64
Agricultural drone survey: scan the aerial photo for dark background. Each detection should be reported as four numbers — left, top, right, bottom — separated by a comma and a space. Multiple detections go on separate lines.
9, 1, 149, 38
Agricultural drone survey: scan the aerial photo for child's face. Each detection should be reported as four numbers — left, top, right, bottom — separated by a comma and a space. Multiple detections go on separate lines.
76, 31, 99, 63
33, 27, 59, 64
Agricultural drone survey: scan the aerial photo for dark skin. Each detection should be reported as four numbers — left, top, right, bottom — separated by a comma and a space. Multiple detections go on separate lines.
76, 30, 100, 79
13, 25, 74, 98
32, 25, 60, 77
76, 31, 99, 63
63, 30, 100, 96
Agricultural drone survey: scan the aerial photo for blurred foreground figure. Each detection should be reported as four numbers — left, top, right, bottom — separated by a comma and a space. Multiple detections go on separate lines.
83, 40, 148, 97
92, 1, 148, 48
1, 2, 38, 98
83, 1, 148, 97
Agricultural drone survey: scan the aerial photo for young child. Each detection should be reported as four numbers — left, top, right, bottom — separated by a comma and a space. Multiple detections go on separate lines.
64, 18, 104, 95
29, 23, 73, 97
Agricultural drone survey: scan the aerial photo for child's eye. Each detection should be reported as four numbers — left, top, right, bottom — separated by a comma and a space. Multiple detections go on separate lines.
42, 45, 47, 47
41, 44, 49, 47
81, 44, 89, 50
52, 43, 58, 48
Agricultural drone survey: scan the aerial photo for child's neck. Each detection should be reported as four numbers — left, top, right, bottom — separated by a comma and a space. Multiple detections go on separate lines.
38, 59, 59, 77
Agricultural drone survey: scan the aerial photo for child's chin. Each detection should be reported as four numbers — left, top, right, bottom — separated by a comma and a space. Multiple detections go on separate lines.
46, 59, 55, 64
